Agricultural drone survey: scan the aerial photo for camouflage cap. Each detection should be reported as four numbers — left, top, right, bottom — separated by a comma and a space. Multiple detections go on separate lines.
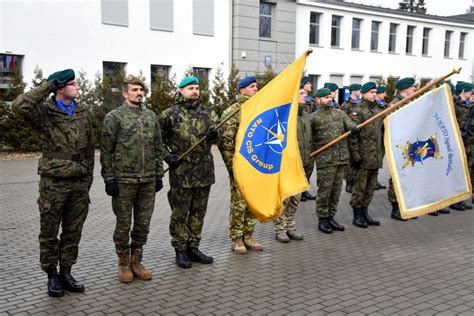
361, 82, 377, 94
123, 75, 145, 88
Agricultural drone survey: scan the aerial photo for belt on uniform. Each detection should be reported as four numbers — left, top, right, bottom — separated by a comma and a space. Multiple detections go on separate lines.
42, 151, 86, 161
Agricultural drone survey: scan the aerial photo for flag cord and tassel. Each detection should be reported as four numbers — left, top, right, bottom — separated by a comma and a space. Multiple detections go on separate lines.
309, 67, 462, 158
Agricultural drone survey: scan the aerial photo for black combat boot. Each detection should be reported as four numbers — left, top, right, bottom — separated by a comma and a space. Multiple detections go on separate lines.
352, 207, 368, 228
449, 202, 466, 211
390, 203, 407, 221
46, 265, 64, 297
345, 180, 353, 193
187, 248, 213, 264
302, 191, 316, 200
361, 207, 380, 226
375, 180, 386, 190
318, 218, 332, 234
59, 265, 85, 292
459, 201, 472, 210
328, 216, 345, 231
175, 250, 192, 268
437, 208, 450, 214
428, 211, 439, 216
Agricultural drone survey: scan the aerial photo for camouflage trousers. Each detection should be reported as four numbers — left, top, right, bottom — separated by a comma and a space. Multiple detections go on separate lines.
351, 168, 379, 208
387, 178, 397, 204
344, 165, 354, 182
37, 176, 90, 271
229, 179, 257, 240
316, 165, 345, 218
168, 185, 211, 251
466, 142, 473, 188
112, 180, 155, 254
273, 194, 301, 233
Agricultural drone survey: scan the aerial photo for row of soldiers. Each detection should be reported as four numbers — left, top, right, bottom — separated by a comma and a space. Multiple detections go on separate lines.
12, 68, 473, 297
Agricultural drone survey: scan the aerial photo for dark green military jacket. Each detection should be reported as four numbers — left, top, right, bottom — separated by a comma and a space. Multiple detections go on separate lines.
309, 105, 356, 168
12, 81, 95, 181
100, 101, 164, 183
348, 99, 384, 169
159, 95, 219, 188
341, 98, 361, 114
454, 96, 474, 145
297, 103, 313, 167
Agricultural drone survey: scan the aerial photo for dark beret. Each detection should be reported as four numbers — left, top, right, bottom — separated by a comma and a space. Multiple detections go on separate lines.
123, 75, 145, 88
349, 83, 361, 92
323, 82, 339, 92
361, 82, 377, 94
238, 76, 257, 89
315, 88, 331, 98
376, 85, 386, 94
300, 76, 311, 88
47, 69, 75, 87
395, 77, 415, 90
455, 81, 473, 93
179, 76, 199, 89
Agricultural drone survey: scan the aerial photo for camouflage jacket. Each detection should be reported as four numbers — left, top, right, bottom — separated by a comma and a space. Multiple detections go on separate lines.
454, 96, 474, 144
309, 105, 356, 168
100, 101, 164, 183
159, 95, 219, 188
297, 103, 313, 167
218, 94, 248, 177
348, 99, 384, 169
341, 98, 361, 114
12, 81, 95, 181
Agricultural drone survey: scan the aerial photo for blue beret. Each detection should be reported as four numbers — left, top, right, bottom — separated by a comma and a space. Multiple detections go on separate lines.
324, 82, 339, 92
300, 76, 311, 88
47, 69, 75, 85
455, 81, 473, 93
376, 85, 386, 94
238, 76, 257, 90
396, 77, 415, 90
349, 83, 361, 92
178, 76, 199, 89
361, 82, 377, 94
315, 88, 331, 98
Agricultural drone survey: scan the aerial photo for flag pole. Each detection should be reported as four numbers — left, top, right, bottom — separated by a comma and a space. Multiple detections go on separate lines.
309, 67, 461, 158
164, 49, 314, 173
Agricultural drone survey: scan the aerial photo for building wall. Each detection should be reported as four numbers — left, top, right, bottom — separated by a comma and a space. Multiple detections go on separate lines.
0, 0, 231, 89
295, 1, 474, 88
232, 0, 296, 76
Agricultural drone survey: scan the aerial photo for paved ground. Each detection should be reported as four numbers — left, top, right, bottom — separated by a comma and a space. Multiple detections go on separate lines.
1, 147, 473, 315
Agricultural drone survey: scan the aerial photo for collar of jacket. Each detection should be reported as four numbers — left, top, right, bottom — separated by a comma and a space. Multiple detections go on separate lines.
177, 94, 200, 109
123, 101, 143, 112
47, 96, 83, 115
237, 94, 251, 104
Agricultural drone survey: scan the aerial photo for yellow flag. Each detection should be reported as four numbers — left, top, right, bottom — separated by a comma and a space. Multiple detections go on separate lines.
233, 51, 310, 222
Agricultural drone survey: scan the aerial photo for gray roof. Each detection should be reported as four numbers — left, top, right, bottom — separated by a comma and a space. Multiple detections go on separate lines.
303, 0, 474, 25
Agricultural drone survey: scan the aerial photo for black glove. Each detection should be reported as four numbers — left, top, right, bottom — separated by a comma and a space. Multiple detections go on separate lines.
164, 155, 180, 169
105, 180, 119, 197
206, 127, 219, 142
351, 160, 362, 170
349, 127, 359, 135
155, 177, 163, 192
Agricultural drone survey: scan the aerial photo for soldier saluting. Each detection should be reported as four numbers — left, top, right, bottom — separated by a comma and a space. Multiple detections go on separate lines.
12, 69, 95, 297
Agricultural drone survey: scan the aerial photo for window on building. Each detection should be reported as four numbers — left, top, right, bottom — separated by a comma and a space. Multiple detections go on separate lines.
309, 12, 321, 45
0, 54, 23, 102
259, 2, 273, 38
103, 61, 126, 90
350, 75, 363, 84
193, 0, 214, 36
406, 25, 415, 54
352, 18, 362, 50
193, 67, 210, 84
422, 27, 431, 56
444, 30, 452, 58
331, 15, 342, 48
389, 23, 398, 53
459, 32, 467, 59
370, 21, 380, 51
150, 65, 170, 90
150, 0, 173, 31
308, 74, 319, 89
369, 76, 382, 83
329, 74, 343, 87
101, 0, 128, 27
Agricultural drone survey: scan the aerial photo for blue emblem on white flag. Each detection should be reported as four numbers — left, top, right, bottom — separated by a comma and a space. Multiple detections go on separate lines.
397, 134, 443, 168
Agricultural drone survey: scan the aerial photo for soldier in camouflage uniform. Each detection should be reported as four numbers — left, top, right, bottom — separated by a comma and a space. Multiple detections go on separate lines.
324, 82, 340, 108
273, 89, 311, 242
299, 76, 316, 201
100, 75, 164, 283
218, 76, 263, 254
12, 69, 95, 297
348, 82, 383, 228
374, 86, 387, 191
341, 83, 362, 194
310, 88, 358, 234
159, 76, 219, 268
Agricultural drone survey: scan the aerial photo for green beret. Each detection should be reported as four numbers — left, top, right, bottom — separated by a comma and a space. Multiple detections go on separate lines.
315, 88, 331, 98
395, 77, 415, 90
323, 82, 339, 92
178, 76, 199, 89
300, 76, 311, 88
455, 81, 473, 93
446, 81, 455, 93
123, 74, 145, 88
361, 82, 377, 94
349, 83, 361, 92
376, 85, 386, 94
47, 69, 75, 87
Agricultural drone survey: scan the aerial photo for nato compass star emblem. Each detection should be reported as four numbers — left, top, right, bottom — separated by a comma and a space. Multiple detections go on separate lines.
239, 103, 291, 174
396, 134, 443, 169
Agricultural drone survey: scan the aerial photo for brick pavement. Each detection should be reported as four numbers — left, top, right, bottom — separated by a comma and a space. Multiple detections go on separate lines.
0, 147, 473, 315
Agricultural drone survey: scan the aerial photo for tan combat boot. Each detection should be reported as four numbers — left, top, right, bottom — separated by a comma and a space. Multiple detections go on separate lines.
231, 238, 247, 254
117, 252, 133, 283
131, 248, 152, 280
243, 235, 263, 251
